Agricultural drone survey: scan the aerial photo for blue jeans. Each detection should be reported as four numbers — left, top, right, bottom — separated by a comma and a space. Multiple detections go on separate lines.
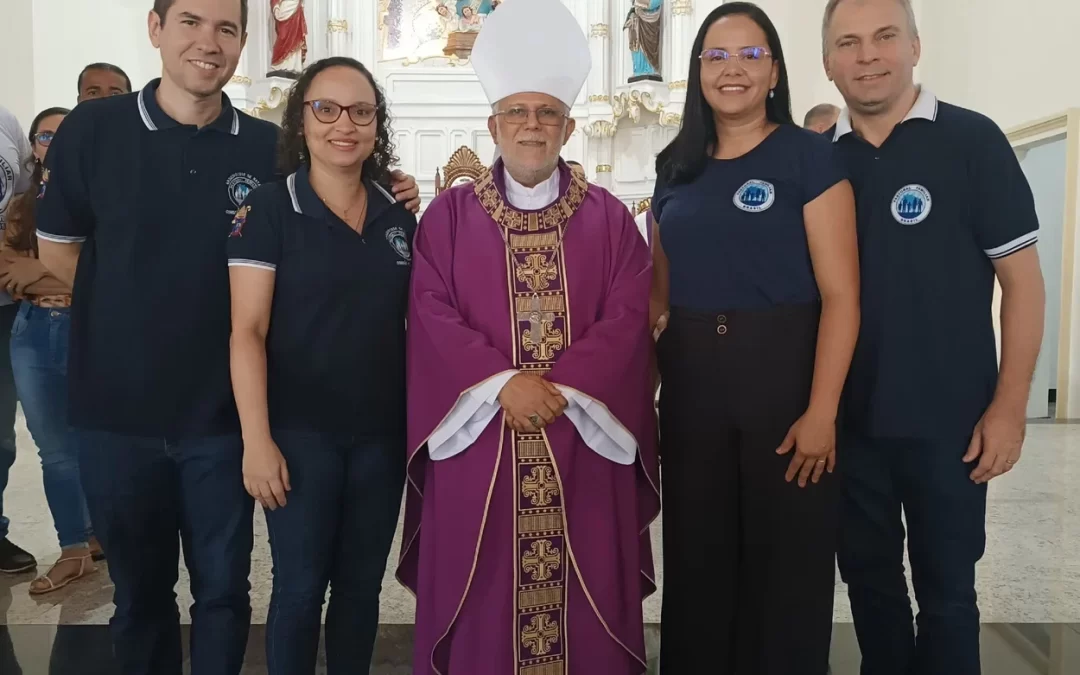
0, 303, 19, 543
265, 430, 405, 675
837, 433, 987, 675
10, 303, 92, 548
76, 431, 254, 675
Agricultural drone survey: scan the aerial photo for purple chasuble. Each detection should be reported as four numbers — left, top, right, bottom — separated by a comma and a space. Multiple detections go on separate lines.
398, 160, 660, 675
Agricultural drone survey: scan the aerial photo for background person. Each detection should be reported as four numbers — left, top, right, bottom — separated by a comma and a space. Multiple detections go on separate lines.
803, 102, 840, 133
0, 106, 104, 595
0, 105, 37, 576
77, 63, 133, 103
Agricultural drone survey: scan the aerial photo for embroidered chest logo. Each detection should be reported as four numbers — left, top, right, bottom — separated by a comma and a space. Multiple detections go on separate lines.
891, 184, 932, 225
37, 169, 49, 200
733, 179, 775, 213
226, 173, 260, 211
229, 205, 250, 238
385, 226, 411, 265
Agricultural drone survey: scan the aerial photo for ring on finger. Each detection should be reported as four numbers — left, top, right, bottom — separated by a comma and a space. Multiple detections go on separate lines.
528, 413, 542, 427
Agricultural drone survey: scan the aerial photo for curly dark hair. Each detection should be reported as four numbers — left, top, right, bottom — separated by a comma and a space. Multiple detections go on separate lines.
277, 57, 398, 183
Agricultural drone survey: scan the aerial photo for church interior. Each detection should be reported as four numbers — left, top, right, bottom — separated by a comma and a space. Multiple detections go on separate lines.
1, 0, 1080, 673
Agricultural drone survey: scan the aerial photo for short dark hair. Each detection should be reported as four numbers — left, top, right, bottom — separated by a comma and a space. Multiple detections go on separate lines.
656, 2, 794, 187
278, 57, 399, 183
153, 0, 249, 33
77, 63, 133, 94
803, 103, 840, 128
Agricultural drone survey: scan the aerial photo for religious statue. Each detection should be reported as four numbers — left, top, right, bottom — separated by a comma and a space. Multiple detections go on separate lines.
268, 0, 308, 79
624, 0, 663, 83
439, 0, 496, 58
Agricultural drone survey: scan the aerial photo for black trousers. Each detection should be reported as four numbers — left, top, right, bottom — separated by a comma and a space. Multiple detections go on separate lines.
838, 433, 986, 675
657, 304, 837, 675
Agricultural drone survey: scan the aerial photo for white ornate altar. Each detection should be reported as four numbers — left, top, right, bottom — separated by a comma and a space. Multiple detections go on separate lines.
226, 0, 700, 209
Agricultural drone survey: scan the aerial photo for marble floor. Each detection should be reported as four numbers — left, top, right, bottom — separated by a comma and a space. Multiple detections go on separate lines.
2, 411, 1080, 672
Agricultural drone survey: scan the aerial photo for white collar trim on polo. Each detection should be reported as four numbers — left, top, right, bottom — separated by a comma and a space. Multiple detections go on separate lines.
833, 86, 939, 143
137, 87, 240, 136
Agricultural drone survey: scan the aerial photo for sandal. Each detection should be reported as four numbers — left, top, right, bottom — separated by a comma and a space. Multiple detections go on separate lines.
28, 553, 95, 595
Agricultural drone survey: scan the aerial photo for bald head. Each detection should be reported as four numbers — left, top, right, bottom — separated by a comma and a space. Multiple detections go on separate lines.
803, 103, 841, 133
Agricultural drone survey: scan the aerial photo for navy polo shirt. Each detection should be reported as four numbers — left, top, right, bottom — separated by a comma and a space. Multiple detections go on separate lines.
226, 165, 416, 437
653, 124, 846, 311
36, 80, 279, 437
832, 90, 1039, 439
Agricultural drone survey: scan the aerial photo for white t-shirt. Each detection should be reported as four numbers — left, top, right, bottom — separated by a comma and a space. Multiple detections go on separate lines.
0, 106, 32, 233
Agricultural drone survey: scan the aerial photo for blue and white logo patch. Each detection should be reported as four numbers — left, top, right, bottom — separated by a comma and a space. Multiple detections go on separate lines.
386, 226, 411, 265
227, 172, 260, 210
733, 179, 775, 213
891, 184, 932, 225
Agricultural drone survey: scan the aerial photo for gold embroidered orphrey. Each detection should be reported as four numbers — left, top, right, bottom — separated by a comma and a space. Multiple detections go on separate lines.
474, 165, 589, 675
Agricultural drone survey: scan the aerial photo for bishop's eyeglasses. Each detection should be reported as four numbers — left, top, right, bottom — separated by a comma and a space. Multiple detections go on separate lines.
493, 107, 568, 126
305, 100, 377, 126
699, 46, 773, 69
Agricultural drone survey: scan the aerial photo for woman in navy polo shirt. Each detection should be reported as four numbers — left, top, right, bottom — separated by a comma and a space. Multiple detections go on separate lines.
227, 57, 414, 675
651, 4, 860, 674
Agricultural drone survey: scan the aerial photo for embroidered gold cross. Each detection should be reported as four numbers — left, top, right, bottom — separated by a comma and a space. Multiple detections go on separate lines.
522, 539, 562, 582
521, 465, 560, 506
519, 295, 564, 361
515, 253, 559, 292
521, 613, 561, 657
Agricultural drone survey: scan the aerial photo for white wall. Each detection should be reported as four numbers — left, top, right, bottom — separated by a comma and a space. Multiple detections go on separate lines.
919, 0, 1080, 128
30, 0, 162, 115
0, 0, 37, 130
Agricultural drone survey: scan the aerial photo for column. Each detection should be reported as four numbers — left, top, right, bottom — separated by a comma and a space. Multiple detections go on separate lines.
327, 0, 354, 59
584, 0, 614, 189
357, 0, 380, 67
667, 0, 695, 107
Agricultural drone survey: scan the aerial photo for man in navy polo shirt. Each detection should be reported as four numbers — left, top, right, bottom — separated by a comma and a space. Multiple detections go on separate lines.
823, 1, 1045, 674
35, 1, 419, 674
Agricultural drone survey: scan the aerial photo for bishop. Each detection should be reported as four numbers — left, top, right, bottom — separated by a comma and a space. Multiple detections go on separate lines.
397, 1, 660, 673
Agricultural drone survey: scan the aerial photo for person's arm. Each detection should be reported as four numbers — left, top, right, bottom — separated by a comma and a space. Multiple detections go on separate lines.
229, 267, 276, 452
962, 118, 1044, 483
777, 140, 860, 487
803, 180, 860, 418
227, 190, 291, 509
37, 240, 82, 288
648, 177, 670, 336
650, 212, 669, 337
993, 249, 1045, 411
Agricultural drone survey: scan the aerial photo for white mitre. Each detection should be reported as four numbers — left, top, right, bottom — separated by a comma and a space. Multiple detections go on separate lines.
472, 0, 591, 109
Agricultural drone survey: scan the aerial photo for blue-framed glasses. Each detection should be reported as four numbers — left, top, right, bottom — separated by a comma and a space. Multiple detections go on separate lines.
699, 46, 773, 68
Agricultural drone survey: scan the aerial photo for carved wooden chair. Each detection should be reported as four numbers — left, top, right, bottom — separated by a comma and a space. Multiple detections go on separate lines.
435, 146, 487, 195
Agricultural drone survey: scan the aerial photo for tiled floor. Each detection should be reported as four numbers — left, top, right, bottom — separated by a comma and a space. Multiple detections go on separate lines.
3, 411, 1080, 672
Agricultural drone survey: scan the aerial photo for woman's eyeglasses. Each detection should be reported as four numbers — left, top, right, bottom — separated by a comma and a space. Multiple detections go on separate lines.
699, 46, 773, 68
493, 107, 568, 127
33, 131, 55, 146
305, 100, 377, 126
